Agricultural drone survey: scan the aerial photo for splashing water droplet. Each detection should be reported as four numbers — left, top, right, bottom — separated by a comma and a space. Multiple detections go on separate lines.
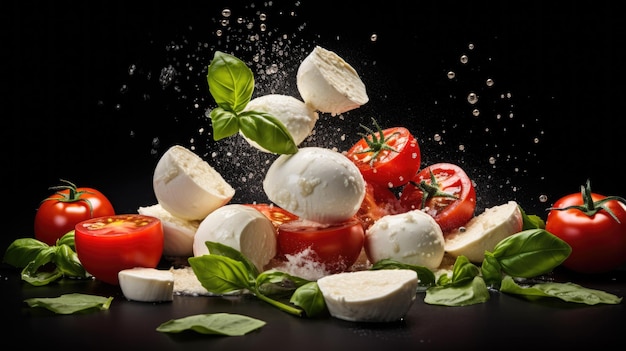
447, 71, 456, 79
486, 78, 494, 86
468, 43, 475, 50
467, 92, 478, 104
222, 8, 231, 17
488, 156, 496, 165
539, 194, 548, 203
460, 55, 468, 64
473, 109, 480, 116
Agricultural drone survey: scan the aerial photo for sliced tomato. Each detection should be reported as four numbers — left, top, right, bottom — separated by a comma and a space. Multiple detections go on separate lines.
245, 203, 299, 229
356, 182, 401, 230
346, 119, 421, 188
276, 218, 364, 273
399, 163, 476, 233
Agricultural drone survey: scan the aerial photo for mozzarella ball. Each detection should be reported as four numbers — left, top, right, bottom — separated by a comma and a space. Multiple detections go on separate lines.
138, 204, 200, 257
153, 145, 235, 221
241, 94, 318, 152
263, 147, 366, 224
365, 210, 445, 270
297, 46, 369, 115
193, 204, 277, 272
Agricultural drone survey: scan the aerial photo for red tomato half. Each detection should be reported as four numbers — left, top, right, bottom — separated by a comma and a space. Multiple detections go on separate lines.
74, 214, 164, 285
244, 203, 299, 229
545, 184, 626, 274
346, 122, 421, 188
34, 180, 115, 246
277, 218, 364, 273
399, 163, 476, 233
356, 182, 401, 230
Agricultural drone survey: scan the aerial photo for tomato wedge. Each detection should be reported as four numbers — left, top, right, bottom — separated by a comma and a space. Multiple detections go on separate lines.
399, 163, 476, 233
74, 214, 164, 285
244, 203, 299, 229
356, 181, 401, 230
346, 119, 421, 188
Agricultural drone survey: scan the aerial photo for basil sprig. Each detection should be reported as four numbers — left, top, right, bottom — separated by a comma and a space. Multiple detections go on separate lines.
207, 51, 298, 154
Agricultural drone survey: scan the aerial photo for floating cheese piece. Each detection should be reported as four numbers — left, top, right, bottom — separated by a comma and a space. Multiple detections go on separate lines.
241, 94, 319, 152
317, 269, 418, 322
296, 46, 369, 115
263, 147, 366, 224
193, 204, 277, 272
445, 201, 523, 263
365, 210, 445, 270
152, 145, 235, 221
138, 203, 200, 257
118, 268, 174, 302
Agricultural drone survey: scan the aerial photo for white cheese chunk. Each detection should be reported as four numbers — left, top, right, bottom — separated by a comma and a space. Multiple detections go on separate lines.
317, 269, 418, 322
138, 203, 200, 257
118, 268, 174, 302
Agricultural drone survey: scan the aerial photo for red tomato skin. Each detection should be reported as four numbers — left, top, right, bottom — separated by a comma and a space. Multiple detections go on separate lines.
347, 127, 421, 188
277, 218, 364, 273
546, 193, 626, 274
74, 214, 164, 285
34, 187, 115, 246
356, 182, 401, 230
244, 203, 299, 229
398, 163, 476, 233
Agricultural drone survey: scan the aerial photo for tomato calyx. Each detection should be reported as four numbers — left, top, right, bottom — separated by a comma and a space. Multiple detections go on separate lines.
409, 168, 459, 210
355, 118, 399, 167
547, 179, 626, 223
42, 179, 96, 216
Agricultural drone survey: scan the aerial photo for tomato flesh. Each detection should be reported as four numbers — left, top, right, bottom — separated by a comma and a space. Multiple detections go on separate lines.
347, 127, 421, 188
356, 182, 401, 230
399, 163, 476, 233
277, 218, 364, 273
244, 203, 299, 229
74, 214, 164, 285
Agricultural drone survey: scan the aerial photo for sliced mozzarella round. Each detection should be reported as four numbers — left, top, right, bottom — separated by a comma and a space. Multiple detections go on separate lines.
153, 145, 235, 221
193, 204, 277, 272
317, 269, 418, 322
296, 46, 369, 115
241, 94, 318, 152
138, 203, 200, 257
118, 267, 174, 302
365, 210, 445, 270
444, 200, 523, 263
263, 147, 366, 224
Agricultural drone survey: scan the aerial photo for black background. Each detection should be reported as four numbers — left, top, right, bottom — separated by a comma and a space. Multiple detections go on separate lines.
4, 1, 625, 249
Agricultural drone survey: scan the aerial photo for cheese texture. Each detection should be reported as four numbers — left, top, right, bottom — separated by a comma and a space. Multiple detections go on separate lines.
192, 204, 277, 272
365, 210, 445, 270
137, 203, 200, 257
263, 147, 366, 224
241, 94, 318, 152
118, 268, 174, 302
317, 269, 418, 322
444, 200, 523, 263
296, 46, 368, 115
152, 145, 235, 221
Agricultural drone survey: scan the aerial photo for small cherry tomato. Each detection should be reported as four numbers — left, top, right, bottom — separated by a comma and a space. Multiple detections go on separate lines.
399, 163, 476, 233
74, 214, 164, 285
276, 218, 364, 273
346, 118, 421, 188
356, 182, 401, 230
34, 179, 115, 246
244, 203, 299, 229
545, 180, 626, 274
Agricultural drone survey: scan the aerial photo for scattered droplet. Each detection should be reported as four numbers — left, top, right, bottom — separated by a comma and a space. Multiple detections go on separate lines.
468, 43, 475, 50
486, 78, 494, 86
472, 109, 480, 116
222, 8, 231, 17
447, 71, 455, 79
488, 157, 496, 165
460, 55, 468, 64
467, 92, 478, 104
370, 34, 378, 42
539, 194, 548, 203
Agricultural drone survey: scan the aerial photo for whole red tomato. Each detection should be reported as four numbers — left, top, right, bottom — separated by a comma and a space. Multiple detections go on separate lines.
74, 214, 164, 285
356, 182, 401, 230
346, 118, 421, 188
545, 180, 626, 274
276, 218, 364, 274
398, 163, 476, 233
34, 179, 115, 246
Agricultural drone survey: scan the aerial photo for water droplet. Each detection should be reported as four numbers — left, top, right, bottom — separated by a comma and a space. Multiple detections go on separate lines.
119, 84, 128, 94
467, 92, 478, 104
433, 134, 442, 142
488, 156, 496, 165
447, 71, 456, 79
539, 194, 548, 203
486, 78, 494, 86
259, 13, 267, 21
159, 65, 176, 88
460, 55, 468, 64
468, 43, 475, 50
152, 137, 160, 148
458, 144, 465, 151
370, 33, 378, 42
260, 23, 267, 31
472, 109, 480, 116
128, 64, 136, 76
222, 8, 231, 17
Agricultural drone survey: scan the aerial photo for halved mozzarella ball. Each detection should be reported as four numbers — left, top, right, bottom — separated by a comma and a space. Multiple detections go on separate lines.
193, 204, 277, 272
445, 201, 523, 263
118, 268, 174, 302
317, 269, 418, 322
138, 204, 200, 257
153, 145, 235, 221
296, 46, 369, 115
263, 147, 366, 224
365, 210, 445, 270
241, 94, 318, 152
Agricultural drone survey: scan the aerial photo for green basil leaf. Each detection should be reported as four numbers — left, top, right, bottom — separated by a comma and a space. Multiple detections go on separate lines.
203, 241, 259, 278
55, 244, 88, 278
210, 107, 240, 140
369, 258, 436, 287
491, 229, 572, 278
3, 238, 49, 268
480, 251, 502, 288
519, 206, 545, 230
188, 254, 254, 294
450, 255, 480, 286
256, 269, 311, 296
289, 282, 327, 318
239, 111, 298, 154
500, 276, 623, 305
207, 51, 254, 113
24, 293, 113, 314
56, 230, 76, 249
21, 246, 63, 286
424, 276, 490, 306
156, 313, 266, 336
